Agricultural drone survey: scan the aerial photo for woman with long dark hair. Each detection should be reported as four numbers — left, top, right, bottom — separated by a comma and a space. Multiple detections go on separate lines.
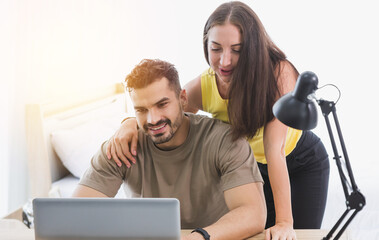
107, 2, 329, 239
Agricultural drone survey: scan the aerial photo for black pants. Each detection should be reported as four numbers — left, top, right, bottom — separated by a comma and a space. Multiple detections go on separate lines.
258, 130, 330, 229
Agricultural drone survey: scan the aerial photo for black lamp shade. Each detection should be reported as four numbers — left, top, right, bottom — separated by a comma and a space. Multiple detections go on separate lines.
273, 92, 318, 130
273, 71, 319, 130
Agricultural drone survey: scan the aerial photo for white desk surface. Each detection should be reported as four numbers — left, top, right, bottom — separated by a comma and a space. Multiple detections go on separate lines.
0, 219, 349, 240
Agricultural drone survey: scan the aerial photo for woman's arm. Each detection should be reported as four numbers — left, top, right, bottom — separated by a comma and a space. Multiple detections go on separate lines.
263, 61, 298, 240
106, 117, 139, 167
183, 74, 203, 113
263, 118, 295, 240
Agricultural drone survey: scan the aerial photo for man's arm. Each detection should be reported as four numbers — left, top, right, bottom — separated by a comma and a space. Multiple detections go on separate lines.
72, 141, 126, 198
184, 182, 266, 240
72, 185, 108, 197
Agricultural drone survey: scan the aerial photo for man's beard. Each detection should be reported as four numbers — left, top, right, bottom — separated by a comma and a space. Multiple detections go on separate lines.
143, 115, 182, 145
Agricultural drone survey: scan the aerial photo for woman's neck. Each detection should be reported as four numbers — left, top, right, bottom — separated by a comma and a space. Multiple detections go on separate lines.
215, 76, 230, 99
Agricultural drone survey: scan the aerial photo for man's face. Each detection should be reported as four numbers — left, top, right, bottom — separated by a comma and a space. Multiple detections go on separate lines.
130, 77, 186, 147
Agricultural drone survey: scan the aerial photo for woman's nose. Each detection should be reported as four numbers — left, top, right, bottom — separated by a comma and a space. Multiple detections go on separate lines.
220, 51, 232, 67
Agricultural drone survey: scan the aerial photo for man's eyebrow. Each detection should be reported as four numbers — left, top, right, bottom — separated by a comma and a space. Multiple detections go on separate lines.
210, 41, 242, 47
154, 97, 170, 106
133, 106, 144, 110
133, 97, 170, 109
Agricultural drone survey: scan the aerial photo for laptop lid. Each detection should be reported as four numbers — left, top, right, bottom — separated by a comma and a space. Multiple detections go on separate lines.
33, 198, 181, 240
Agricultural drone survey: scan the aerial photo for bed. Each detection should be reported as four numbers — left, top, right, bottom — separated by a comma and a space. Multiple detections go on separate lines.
25, 83, 130, 198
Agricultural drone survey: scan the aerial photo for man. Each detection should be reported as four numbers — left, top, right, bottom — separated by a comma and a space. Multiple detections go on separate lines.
73, 59, 266, 240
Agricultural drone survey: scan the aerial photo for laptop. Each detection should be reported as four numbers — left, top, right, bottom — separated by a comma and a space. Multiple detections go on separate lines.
33, 198, 181, 240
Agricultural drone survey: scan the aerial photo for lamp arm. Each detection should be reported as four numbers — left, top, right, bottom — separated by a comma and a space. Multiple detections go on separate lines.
318, 100, 366, 240
319, 100, 350, 198
331, 108, 358, 191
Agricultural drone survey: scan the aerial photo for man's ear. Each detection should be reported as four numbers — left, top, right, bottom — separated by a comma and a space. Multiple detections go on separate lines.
179, 89, 188, 109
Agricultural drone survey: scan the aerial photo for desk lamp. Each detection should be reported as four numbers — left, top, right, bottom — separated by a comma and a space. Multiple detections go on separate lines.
272, 71, 365, 240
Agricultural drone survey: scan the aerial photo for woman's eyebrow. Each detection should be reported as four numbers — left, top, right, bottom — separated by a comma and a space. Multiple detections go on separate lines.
210, 41, 221, 45
210, 41, 242, 47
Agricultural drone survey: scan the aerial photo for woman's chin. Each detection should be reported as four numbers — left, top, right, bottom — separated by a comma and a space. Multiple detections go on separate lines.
217, 74, 232, 83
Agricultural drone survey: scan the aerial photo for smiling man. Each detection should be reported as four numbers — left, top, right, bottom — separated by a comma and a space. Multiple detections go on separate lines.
73, 59, 266, 240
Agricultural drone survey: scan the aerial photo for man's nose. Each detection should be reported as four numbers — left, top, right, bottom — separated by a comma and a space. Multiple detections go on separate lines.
147, 108, 161, 125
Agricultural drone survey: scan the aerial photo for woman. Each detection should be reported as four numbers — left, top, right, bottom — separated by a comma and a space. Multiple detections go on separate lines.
107, 2, 329, 239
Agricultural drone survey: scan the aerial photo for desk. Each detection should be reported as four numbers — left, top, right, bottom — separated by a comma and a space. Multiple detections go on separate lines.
181, 230, 350, 239
0, 219, 349, 240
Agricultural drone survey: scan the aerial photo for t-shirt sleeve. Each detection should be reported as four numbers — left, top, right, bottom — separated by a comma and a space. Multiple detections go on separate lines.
217, 133, 263, 191
79, 141, 126, 197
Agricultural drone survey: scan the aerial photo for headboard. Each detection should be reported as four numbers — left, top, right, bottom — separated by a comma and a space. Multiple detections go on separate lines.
25, 83, 128, 198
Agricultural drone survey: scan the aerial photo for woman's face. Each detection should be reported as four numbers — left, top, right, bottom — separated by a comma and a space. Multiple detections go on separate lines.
207, 23, 241, 84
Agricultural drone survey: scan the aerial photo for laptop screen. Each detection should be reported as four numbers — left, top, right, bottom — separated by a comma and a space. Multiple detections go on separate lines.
33, 198, 181, 240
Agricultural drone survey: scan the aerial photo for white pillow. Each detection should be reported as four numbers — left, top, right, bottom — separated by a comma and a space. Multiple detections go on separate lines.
51, 118, 120, 178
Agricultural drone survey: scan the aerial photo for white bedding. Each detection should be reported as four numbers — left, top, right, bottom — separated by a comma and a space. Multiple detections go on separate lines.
45, 90, 129, 199
51, 174, 127, 199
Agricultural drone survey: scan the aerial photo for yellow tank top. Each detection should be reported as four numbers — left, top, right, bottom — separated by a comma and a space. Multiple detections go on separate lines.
200, 68, 302, 164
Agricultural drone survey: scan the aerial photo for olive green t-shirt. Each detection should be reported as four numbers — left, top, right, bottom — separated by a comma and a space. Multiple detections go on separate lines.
79, 113, 263, 228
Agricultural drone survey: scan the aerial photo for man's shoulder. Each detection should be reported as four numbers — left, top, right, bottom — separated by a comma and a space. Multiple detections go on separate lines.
187, 112, 231, 131
188, 113, 252, 150
187, 113, 234, 141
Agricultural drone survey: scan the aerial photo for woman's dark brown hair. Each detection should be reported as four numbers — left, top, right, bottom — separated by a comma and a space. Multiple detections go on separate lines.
203, 1, 296, 140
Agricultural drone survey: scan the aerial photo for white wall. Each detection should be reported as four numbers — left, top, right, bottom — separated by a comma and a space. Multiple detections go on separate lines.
0, 63, 10, 217
1, 0, 378, 233
0, 0, 14, 217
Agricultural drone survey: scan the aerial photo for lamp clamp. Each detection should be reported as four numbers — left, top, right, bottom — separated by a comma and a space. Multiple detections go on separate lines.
346, 191, 365, 211
318, 99, 335, 116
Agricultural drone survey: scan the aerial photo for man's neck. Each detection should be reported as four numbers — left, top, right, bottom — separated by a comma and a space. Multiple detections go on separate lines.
155, 115, 190, 150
